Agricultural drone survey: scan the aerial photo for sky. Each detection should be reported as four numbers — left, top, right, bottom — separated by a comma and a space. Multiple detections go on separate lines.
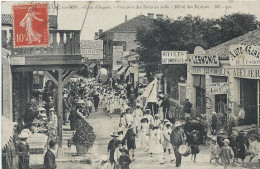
2, 1, 260, 40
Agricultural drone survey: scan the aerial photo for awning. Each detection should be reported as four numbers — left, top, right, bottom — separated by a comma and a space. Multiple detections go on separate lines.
139, 73, 146, 78
2, 116, 15, 150
112, 64, 123, 71
89, 63, 96, 69
117, 66, 128, 75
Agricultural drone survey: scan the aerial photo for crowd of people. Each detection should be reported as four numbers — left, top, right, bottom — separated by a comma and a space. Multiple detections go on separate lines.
13, 75, 260, 169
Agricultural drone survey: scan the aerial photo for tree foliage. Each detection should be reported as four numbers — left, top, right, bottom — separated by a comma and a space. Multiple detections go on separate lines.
135, 13, 258, 83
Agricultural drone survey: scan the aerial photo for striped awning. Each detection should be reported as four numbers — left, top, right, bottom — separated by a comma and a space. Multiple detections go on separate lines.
112, 64, 123, 71
117, 66, 128, 75
89, 63, 96, 69
2, 116, 15, 150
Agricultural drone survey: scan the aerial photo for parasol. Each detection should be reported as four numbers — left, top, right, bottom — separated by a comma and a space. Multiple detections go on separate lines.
1, 116, 15, 150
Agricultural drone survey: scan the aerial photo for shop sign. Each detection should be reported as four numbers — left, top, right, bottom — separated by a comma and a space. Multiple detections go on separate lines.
233, 68, 260, 79
113, 46, 123, 61
10, 57, 25, 65
230, 45, 260, 66
190, 67, 229, 76
189, 54, 219, 66
210, 82, 229, 95
161, 51, 187, 64
80, 40, 103, 59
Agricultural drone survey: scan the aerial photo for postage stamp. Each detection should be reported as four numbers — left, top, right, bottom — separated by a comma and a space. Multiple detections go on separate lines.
12, 4, 49, 48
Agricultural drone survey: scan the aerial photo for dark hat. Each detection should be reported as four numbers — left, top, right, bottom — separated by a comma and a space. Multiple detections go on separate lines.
226, 108, 232, 111
119, 147, 129, 154
141, 118, 148, 123
110, 132, 119, 137
49, 140, 57, 148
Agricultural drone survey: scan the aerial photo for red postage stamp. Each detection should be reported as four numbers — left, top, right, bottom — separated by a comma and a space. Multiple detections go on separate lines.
13, 4, 49, 47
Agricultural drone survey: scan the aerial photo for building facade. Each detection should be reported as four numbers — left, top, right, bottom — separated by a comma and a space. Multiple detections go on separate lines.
186, 29, 260, 131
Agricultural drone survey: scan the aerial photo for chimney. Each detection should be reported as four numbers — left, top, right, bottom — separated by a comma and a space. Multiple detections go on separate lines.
95, 32, 99, 37
99, 29, 103, 34
125, 15, 127, 22
148, 13, 154, 19
156, 14, 163, 19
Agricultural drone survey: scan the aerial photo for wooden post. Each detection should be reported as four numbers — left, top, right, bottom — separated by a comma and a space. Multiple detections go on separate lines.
56, 69, 64, 159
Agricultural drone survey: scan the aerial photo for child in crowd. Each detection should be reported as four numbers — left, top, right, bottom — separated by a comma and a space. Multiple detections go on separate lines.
209, 137, 220, 165
219, 139, 234, 169
86, 98, 93, 114
249, 135, 260, 167
162, 122, 174, 163
119, 148, 131, 169
114, 141, 123, 169
189, 130, 200, 163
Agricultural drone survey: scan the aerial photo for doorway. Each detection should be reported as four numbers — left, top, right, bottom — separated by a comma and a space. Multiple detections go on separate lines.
240, 79, 257, 125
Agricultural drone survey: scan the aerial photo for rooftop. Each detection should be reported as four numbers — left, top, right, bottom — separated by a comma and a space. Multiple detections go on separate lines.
206, 29, 260, 60
100, 15, 153, 36
1, 14, 58, 29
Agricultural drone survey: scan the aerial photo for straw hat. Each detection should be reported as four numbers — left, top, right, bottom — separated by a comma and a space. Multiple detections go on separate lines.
77, 100, 85, 104
218, 129, 226, 134
110, 132, 119, 137
223, 139, 230, 144
136, 103, 140, 107
38, 107, 46, 111
163, 119, 169, 123
211, 137, 217, 142
49, 108, 55, 111
212, 111, 216, 115
174, 121, 182, 127
18, 129, 31, 139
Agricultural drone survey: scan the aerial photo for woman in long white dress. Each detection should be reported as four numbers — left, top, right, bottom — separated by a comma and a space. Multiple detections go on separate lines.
20, 7, 43, 44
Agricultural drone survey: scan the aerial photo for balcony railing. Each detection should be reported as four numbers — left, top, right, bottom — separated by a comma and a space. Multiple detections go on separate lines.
6, 30, 80, 56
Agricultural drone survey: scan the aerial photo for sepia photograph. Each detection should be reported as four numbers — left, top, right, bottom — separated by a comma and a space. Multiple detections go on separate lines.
1, 0, 260, 169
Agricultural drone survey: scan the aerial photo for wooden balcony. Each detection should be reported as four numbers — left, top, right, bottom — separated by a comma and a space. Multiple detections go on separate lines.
7, 30, 83, 69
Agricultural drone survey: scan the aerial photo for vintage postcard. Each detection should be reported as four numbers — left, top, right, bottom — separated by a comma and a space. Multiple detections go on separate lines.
1, 1, 260, 169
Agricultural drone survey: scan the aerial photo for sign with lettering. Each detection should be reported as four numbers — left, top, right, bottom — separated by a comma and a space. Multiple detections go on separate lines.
10, 57, 25, 65
113, 46, 123, 61
189, 54, 219, 66
233, 68, 260, 79
230, 45, 260, 66
190, 67, 229, 76
80, 40, 103, 59
210, 82, 229, 95
161, 51, 187, 64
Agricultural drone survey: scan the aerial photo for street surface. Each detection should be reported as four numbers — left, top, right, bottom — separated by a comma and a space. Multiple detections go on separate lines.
57, 108, 259, 169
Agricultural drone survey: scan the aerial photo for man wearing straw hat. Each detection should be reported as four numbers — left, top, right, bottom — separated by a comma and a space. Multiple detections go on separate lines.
107, 132, 119, 168
18, 129, 30, 169
170, 121, 186, 168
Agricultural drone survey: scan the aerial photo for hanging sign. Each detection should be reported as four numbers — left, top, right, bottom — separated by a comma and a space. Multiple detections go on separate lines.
80, 40, 103, 59
189, 54, 219, 66
210, 82, 229, 95
230, 45, 260, 66
113, 46, 123, 61
161, 51, 187, 64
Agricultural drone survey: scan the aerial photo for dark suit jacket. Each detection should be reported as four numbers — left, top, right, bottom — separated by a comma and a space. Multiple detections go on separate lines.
44, 149, 57, 169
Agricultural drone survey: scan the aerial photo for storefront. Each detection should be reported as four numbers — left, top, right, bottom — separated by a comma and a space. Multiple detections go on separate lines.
186, 29, 260, 133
